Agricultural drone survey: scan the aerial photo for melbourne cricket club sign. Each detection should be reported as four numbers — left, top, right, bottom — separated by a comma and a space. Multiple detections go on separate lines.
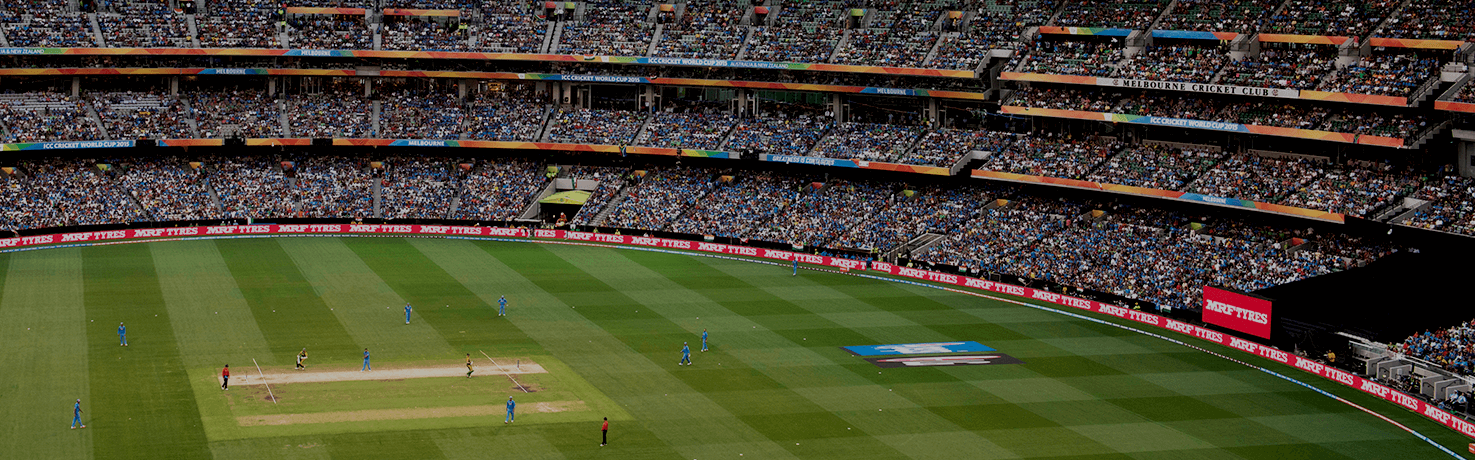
1105, 78, 1301, 99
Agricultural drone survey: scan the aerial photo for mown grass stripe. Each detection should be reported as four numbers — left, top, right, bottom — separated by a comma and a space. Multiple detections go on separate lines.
83, 243, 211, 459
214, 238, 359, 364
0, 250, 93, 459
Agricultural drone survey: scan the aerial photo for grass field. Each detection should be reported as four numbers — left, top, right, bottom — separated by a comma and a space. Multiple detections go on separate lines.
1, 236, 1470, 459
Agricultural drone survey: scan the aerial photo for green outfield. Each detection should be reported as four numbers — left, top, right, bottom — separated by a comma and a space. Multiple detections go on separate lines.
1, 236, 1470, 459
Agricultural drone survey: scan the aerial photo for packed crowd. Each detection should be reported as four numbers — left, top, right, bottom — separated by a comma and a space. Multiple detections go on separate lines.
930, 0, 1058, 71
670, 172, 799, 238
1008, 86, 1119, 112
980, 134, 1122, 180
1115, 44, 1227, 83
380, 157, 460, 219
1188, 153, 1323, 203
1085, 144, 1226, 191
1152, 0, 1277, 34
0, 92, 104, 142
293, 156, 376, 218
746, 0, 845, 64
833, 4, 940, 68
213, 156, 297, 219
91, 91, 195, 139
1401, 175, 1475, 236
1280, 162, 1424, 217
556, 0, 653, 56
651, 2, 747, 59
379, 90, 466, 140
118, 157, 216, 222
477, 14, 546, 53
197, 0, 283, 48
1217, 46, 1338, 90
725, 103, 834, 156
189, 90, 285, 138
288, 92, 374, 138
1458, 82, 1475, 104
1319, 52, 1443, 97
633, 109, 737, 150
830, 186, 985, 253
566, 165, 626, 225
745, 180, 898, 249
0, 169, 67, 231
382, 19, 469, 52
287, 15, 374, 50
811, 122, 924, 162
545, 108, 647, 145
465, 88, 548, 141
2, 3, 98, 47
1013, 40, 1124, 77
98, 1, 192, 48
1262, 0, 1398, 38
1053, 0, 1167, 30
901, 129, 1014, 167
1376, 0, 1475, 41
603, 167, 716, 231
455, 159, 548, 221
1394, 319, 1475, 376
27, 159, 149, 227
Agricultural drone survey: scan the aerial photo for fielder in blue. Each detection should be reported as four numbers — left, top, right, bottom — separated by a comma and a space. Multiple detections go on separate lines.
118, 322, 127, 347
71, 399, 84, 429
505, 396, 515, 423
792, 259, 798, 276
498, 295, 507, 317
362, 348, 371, 371
680, 342, 691, 366
701, 329, 708, 352
404, 303, 412, 324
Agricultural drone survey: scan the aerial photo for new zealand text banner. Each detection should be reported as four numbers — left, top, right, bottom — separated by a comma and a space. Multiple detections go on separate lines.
0, 224, 1471, 440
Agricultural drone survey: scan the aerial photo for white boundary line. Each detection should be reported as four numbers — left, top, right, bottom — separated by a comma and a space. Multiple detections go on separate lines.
253, 358, 277, 404
480, 350, 529, 393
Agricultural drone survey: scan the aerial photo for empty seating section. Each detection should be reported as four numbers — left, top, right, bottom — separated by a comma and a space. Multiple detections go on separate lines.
557, 0, 653, 56
652, 1, 747, 59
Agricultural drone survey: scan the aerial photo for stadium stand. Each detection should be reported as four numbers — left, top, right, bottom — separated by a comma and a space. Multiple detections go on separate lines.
197, 0, 283, 48
287, 91, 375, 138
1375, 0, 1475, 41
294, 155, 376, 219
455, 159, 547, 221
1153, 0, 1277, 34
27, 159, 148, 227
1262, 0, 1399, 38
1052, 0, 1168, 30
545, 108, 647, 145
381, 156, 460, 219
189, 90, 286, 139
651, 1, 747, 59
0, 92, 104, 143
119, 157, 216, 222
745, 0, 846, 64
603, 167, 716, 231
1, 1, 98, 47
90, 91, 195, 139
379, 89, 466, 140
97, 1, 192, 48
556, 0, 654, 56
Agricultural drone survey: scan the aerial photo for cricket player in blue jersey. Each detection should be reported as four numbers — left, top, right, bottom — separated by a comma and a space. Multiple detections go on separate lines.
118, 322, 127, 346
404, 303, 412, 324
701, 329, 708, 352
505, 397, 516, 423
792, 258, 798, 276
71, 399, 84, 429
362, 348, 371, 371
680, 342, 691, 366
499, 296, 507, 316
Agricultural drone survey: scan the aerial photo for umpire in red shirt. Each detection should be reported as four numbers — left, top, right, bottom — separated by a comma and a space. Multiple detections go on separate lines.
600, 417, 609, 446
